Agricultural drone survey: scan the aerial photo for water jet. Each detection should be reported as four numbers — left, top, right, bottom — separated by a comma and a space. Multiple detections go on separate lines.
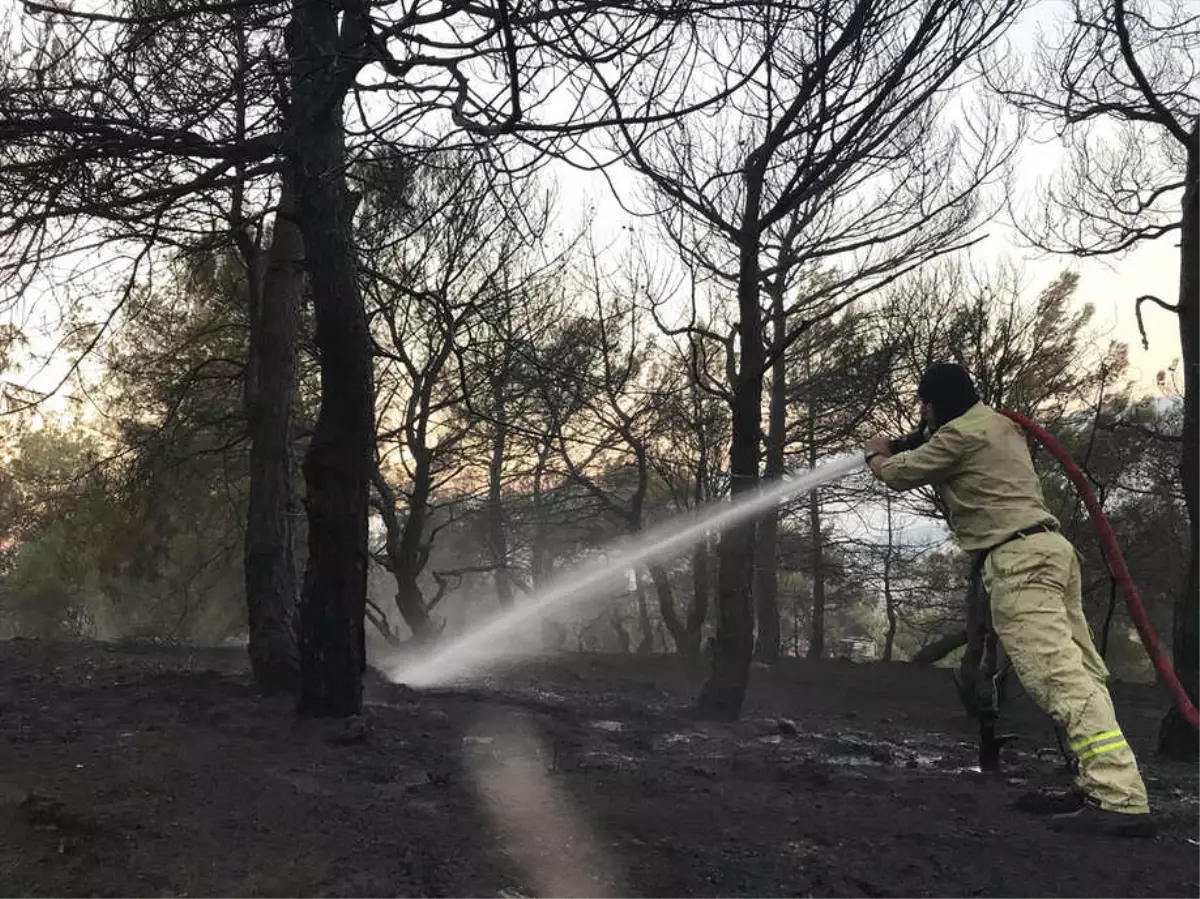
389, 452, 867, 688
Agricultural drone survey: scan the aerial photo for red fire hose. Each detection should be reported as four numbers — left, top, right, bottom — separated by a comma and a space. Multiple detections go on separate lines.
999, 408, 1199, 729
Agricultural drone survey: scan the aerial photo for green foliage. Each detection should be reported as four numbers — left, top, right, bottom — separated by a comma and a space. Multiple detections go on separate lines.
776, 522, 880, 655
1041, 396, 1184, 681
0, 427, 107, 637
0, 249, 260, 644
880, 546, 970, 661
881, 264, 1128, 439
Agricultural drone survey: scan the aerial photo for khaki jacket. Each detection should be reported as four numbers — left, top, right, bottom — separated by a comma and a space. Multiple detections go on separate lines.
879, 402, 1058, 552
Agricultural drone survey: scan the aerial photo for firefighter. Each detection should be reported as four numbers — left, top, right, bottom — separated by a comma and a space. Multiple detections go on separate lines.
864, 362, 1155, 838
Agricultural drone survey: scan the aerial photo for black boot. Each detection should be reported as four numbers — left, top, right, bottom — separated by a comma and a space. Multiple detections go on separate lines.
1049, 797, 1156, 838
1015, 787, 1086, 815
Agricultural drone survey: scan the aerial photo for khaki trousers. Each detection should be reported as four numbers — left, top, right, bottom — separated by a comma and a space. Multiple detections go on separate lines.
983, 531, 1150, 814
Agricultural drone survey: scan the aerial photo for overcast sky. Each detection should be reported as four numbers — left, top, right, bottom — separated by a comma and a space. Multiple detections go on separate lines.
0, 1, 1186, 419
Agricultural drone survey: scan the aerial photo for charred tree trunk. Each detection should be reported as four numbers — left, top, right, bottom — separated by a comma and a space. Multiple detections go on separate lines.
754, 284, 786, 663
531, 441, 553, 589
373, 454, 435, 640
791, 595, 801, 656
635, 571, 654, 655
883, 598, 897, 661
532, 441, 565, 650
290, 1, 374, 717
803, 342, 826, 661
698, 210, 764, 720
754, 508, 782, 660
487, 384, 514, 609
699, 405, 760, 717
657, 543, 707, 657
681, 540, 709, 658
960, 563, 988, 672
1098, 570, 1119, 659
647, 562, 687, 654
676, 422, 711, 659
1160, 122, 1199, 760
610, 607, 632, 654
806, 488, 826, 659
243, 179, 303, 691
882, 494, 897, 662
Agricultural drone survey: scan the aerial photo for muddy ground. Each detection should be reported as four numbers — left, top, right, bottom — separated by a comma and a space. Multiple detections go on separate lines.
0, 639, 1195, 897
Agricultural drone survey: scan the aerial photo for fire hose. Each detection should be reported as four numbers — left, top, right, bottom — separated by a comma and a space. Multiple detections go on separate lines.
997, 409, 1199, 730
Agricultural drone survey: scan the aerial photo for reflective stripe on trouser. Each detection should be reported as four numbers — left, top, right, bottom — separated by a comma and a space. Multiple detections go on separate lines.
1072, 729, 1130, 762
983, 531, 1150, 815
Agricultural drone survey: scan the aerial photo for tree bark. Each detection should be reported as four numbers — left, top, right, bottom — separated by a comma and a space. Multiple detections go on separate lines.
373, 453, 435, 641
803, 343, 826, 661
791, 595, 801, 656
648, 540, 700, 652
648, 562, 685, 654
1098, 569, 1118, 659
243, 178, 303, 691
681, 540, 709, 658
882, 494, 897, 662
635, 571, 654, 655
531, 441, 553, 589
487, 384, 514, 608
680, 385, 711, 659
754, 284, 786, 663
806, 488, 826, 659
532, 441, 566, 650
959, 563, 988, 673
698, 214, 764, 720
289, 1, 375, 717
610, 606, 632, 653
754, 487, 781, 661
1160, 121, 1199, 760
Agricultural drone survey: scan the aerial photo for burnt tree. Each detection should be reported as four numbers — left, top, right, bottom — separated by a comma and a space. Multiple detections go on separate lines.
242, 178, 305, 689
650, 335, 728, 657
991, 0, 1198, 757
0, 3, 302, 688
538, 278, 690, 653
288, 2, 375, 716
609, 0, 1023, 717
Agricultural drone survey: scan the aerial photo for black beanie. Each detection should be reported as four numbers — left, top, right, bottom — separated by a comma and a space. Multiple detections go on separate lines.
917, 363, 979, 429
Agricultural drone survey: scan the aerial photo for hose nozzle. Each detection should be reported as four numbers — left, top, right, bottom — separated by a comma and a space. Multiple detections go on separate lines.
887, 428, 928, 455
865, 416, 931, 462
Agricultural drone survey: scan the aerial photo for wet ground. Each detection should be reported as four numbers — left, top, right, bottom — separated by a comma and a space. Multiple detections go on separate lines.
0, 639, 1196, 896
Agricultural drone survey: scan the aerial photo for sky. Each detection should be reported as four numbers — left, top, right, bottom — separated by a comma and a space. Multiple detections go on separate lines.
535, 0, 1188, 395
974, 0, 1185, 391
0, 0, 1187, 422
554, 162, 1184, 394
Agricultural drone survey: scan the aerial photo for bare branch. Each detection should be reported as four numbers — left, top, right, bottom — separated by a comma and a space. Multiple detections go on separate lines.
1133, 292, 1181, 350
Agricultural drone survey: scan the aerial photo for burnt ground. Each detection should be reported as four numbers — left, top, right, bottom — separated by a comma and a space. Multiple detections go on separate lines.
0, 639, 1196, 898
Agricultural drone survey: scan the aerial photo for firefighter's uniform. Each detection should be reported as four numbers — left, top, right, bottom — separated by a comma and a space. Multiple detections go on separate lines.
879, 402, 1150, 816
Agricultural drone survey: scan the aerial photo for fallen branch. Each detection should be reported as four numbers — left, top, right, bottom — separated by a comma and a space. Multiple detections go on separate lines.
909, 629, 968, 666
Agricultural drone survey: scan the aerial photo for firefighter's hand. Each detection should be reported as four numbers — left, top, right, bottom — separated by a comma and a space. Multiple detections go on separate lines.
864, 436, 890, 477
865, 436, 890, 458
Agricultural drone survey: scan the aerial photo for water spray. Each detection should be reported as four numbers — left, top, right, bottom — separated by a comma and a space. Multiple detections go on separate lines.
391, 409, 1197, 745
390, 451, 867, 688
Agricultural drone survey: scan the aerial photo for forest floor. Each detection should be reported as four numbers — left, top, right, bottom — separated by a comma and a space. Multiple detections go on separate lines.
0, 638, 1196, 897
